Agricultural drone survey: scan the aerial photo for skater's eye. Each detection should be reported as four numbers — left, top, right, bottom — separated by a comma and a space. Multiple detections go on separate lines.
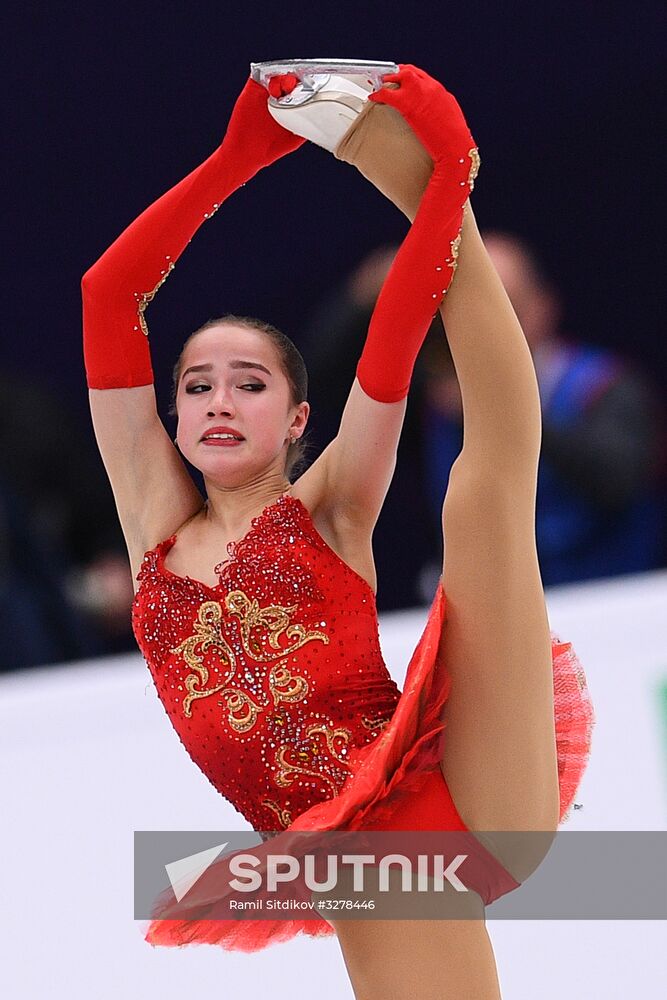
185, 383, 210, 393
239, 383, 266, 391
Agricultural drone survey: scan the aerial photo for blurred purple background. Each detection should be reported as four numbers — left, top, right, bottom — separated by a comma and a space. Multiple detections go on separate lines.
5, 1, 664, 433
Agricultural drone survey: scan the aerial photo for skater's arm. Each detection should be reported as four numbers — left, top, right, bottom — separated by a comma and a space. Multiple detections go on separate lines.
82, 76, 306, 572
83, 77, 305, 390
320, 65, 479, 529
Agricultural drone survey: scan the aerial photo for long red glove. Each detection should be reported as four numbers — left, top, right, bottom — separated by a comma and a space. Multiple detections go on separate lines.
356, 64, 480, 403
82, 76, 305, 389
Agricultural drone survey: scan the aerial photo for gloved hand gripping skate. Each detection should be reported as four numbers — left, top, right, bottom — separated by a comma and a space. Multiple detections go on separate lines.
82, 77, 305, 389
356, 64, 480, 403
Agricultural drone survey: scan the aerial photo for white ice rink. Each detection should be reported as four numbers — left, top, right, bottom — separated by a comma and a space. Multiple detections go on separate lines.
2, 571, 666, 999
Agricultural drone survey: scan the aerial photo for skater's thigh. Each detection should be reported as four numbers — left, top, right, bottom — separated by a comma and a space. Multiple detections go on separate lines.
438, 459, 558, 833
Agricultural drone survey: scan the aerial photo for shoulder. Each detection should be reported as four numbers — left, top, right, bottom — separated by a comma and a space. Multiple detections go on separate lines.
290, 460, 378, 596
290, 446, 372, 539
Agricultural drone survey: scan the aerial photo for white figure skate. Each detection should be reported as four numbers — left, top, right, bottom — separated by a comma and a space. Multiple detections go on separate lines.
250, 58, 398, 152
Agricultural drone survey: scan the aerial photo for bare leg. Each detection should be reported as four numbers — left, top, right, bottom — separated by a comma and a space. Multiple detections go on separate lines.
436, 206, 559, 850
334, 96, 433, 222
335, 104, 560, 857
329, 99, 559, 1000
332, 918, 501, 1000
313, 870, 502, 1000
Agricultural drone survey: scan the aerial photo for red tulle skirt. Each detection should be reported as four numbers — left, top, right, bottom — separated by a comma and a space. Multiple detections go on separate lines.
142, 585, 594, 952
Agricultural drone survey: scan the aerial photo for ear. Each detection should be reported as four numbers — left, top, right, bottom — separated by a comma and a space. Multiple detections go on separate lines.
289, 400, 310, 439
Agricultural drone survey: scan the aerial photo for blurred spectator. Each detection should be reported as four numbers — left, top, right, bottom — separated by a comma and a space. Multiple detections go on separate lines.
302, 234, 666, 604
0, 372, 136, 669
0, 477, 99, 669
424, 232, 666, 586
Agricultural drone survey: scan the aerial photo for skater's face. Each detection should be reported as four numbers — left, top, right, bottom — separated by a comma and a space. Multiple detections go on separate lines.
173, 324, 308, 486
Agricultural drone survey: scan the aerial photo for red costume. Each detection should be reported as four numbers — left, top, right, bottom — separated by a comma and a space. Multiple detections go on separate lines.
82, 66, 595, 951
132, 491, 594, 951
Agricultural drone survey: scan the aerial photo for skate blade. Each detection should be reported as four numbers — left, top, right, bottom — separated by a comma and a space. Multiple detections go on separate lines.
250, 58, 398, 91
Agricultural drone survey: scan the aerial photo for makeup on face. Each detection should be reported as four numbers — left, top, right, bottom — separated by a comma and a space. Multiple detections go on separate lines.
181, 359, 273, 381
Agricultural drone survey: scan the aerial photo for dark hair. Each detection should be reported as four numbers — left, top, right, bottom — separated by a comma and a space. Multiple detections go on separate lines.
169, 314, 311, 480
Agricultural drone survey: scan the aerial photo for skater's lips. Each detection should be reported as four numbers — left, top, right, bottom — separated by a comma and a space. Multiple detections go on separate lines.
201, 425, 245, 441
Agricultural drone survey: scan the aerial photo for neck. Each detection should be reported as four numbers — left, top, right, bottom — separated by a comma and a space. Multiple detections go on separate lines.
202, 474, 292, 536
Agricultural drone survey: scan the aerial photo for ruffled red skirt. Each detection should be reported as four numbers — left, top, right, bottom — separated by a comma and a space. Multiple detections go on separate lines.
142, 585, 594, 951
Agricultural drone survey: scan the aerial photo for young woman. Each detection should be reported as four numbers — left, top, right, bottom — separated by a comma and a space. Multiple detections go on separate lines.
82, 64, 593, 998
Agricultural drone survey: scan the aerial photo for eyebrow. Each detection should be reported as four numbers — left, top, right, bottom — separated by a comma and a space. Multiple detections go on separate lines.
181, 360, 273, 380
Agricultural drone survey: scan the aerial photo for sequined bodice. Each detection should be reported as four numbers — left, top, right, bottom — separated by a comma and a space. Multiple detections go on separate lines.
131, 493, 401, 831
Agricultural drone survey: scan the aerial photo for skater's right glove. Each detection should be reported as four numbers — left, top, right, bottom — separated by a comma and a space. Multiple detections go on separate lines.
82, 75, 306, 390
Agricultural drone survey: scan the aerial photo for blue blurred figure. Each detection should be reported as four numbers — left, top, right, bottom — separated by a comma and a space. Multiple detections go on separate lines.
423, 231, 666, 586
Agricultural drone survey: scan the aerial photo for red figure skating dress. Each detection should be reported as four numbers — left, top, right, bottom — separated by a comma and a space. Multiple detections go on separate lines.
132, 490, 594, 951
81, 68, 595, 951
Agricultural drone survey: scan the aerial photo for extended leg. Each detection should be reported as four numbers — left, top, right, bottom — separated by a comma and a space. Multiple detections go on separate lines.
435, 205, 559, 838
314, 868, 501, 1000
336, 102, 560, 863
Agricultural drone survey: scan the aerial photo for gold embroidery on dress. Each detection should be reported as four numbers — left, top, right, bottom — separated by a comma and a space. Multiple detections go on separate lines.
468, 147, 481, 191
269, 661, 309, 706
218, 688, 264, 733
135, 261, 175, 337
262, 799, 293, 829
306, 722, 353, 761
361, 714, 390, 732
171, 601, 236, 716
171, 591, 322, 728
226, 589, 329, 662
273, 721, 353, 797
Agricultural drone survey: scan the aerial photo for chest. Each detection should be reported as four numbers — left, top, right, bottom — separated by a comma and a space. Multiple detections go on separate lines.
163, 535, 233, 588
163, 508, 376, 595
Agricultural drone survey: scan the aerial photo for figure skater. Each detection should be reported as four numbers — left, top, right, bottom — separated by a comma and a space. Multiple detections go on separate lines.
82, 63, 594, 999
